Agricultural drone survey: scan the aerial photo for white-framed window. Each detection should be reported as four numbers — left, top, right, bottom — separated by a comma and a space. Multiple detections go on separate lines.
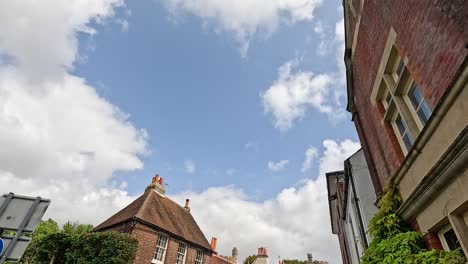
176, 242, 187, 264
375, 45, 432, 155
438, 225, 462, 252
393, 113, 414, 151
195, 250, 204, 264
153, 234, 169, 264
407, 83, 432, 126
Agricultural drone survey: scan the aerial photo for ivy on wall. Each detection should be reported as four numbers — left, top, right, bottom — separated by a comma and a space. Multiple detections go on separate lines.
361, 186, 466, 264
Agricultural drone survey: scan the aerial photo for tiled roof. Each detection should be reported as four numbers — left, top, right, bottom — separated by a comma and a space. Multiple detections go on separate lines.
94, 189, 212, 251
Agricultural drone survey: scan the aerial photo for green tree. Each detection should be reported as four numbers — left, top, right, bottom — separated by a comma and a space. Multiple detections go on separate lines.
283, 259, 307, 264
62, 221, 93, 235
20, 218, 60, 264
243, 255, 257, 264
16, 219, 137, 264
283, 260, 307, 264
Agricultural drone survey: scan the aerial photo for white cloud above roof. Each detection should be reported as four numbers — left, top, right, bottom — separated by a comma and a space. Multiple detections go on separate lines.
268, 160, 289, 172
0, 0, 147, 224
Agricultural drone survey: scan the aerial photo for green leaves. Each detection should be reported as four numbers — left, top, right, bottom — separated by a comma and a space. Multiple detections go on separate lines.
361, 186, 466, 264
17, 219, 138, 264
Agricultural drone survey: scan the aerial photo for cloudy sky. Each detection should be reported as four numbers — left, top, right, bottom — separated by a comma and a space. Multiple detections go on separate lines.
0, 0, 359, 263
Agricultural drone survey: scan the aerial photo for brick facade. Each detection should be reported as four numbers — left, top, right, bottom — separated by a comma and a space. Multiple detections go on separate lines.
212, 255, 235, 264
345, 0, 468, 255
104, 221, 214, 264
347, 0, 468, 189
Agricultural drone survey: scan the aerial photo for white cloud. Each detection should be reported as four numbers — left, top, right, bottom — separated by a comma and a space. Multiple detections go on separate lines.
262, 18, 348, 131
161, 0, 323, 56
301, 146, 318, 172
268, 160, 289, 172
0, 0, 148, 225
261, 59, 337, 130
173, 139, 360, 264
185, 159, 196, 173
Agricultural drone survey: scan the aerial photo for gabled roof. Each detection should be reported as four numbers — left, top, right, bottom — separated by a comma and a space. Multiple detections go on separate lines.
94, 189, 212, 251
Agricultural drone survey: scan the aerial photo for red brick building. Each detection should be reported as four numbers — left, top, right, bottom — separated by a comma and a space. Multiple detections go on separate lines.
94, 176, 213, 264
343, 0, 467, 256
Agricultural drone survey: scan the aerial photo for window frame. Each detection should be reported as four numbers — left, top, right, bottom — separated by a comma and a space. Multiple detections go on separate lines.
392, 113, 414, 153
152, 234, 169, 264
405, 82, 432, 129
176, 242, 187, 264
195, 250, 204, 264
438, 225, 462, 252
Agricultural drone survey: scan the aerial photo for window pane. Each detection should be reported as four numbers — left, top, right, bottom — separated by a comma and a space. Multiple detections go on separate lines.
409, 85, 423, 110
155, 235, 168, 261
396, 59, 405, 77
395, 115, 406, 135
385, 91, 392, 105
402, 134, 413, 150
417, 101, 432, 125
176, 243, 187, 264
444, 229, 461, 251
195, 250, 203, 264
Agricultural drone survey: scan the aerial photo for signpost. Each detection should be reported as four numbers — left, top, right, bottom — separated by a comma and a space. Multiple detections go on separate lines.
0, 193, 50, 263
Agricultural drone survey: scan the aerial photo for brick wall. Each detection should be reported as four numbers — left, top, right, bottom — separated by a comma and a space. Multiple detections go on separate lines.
131, 223, 159, 264
350, 0, 468, 189
212, 255, 235, 264
128, 222, 213, 264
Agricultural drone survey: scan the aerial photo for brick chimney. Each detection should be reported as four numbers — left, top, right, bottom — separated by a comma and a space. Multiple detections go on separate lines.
146, 174, 166, 196
211, 237, 218, 252
257, 247, 268, 257
184, 199, 191, 212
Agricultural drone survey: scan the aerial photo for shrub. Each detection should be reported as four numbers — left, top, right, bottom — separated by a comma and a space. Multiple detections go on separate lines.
361, 185, 466, 264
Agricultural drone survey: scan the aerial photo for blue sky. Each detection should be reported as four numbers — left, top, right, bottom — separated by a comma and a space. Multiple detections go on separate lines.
0, 0, 359, 262
75, 0, 357, 199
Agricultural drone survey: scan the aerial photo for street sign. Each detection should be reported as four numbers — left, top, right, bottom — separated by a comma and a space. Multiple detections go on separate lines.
0, 238, 3, 255
0, 193, 50, 263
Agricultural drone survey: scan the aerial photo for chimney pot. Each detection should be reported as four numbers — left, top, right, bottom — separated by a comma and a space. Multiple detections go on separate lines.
211, 237, 218, 252
185, 199, 191, 212
147, 174, 166, 196
257, 247, 267, 257
152, 175, 159, 184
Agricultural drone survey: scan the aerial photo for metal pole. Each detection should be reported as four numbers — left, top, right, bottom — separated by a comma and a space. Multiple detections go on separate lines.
0, 193, 14, 219
0, 197, 41, 264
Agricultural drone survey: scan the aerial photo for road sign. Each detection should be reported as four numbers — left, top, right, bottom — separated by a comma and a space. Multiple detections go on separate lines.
0, 238, 3, 255
0, 193, 50, 263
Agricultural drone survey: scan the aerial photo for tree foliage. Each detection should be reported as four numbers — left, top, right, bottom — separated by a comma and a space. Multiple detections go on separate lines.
16, 219, 138, 264
283, 259, 308, 264
243, 255, 257, 264
361, 185, 466, 264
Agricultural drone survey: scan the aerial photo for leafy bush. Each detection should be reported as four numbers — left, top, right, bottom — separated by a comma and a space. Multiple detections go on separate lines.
32, 231, 138, 264
361, 185, 466, 264
17, 220, 138, 264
